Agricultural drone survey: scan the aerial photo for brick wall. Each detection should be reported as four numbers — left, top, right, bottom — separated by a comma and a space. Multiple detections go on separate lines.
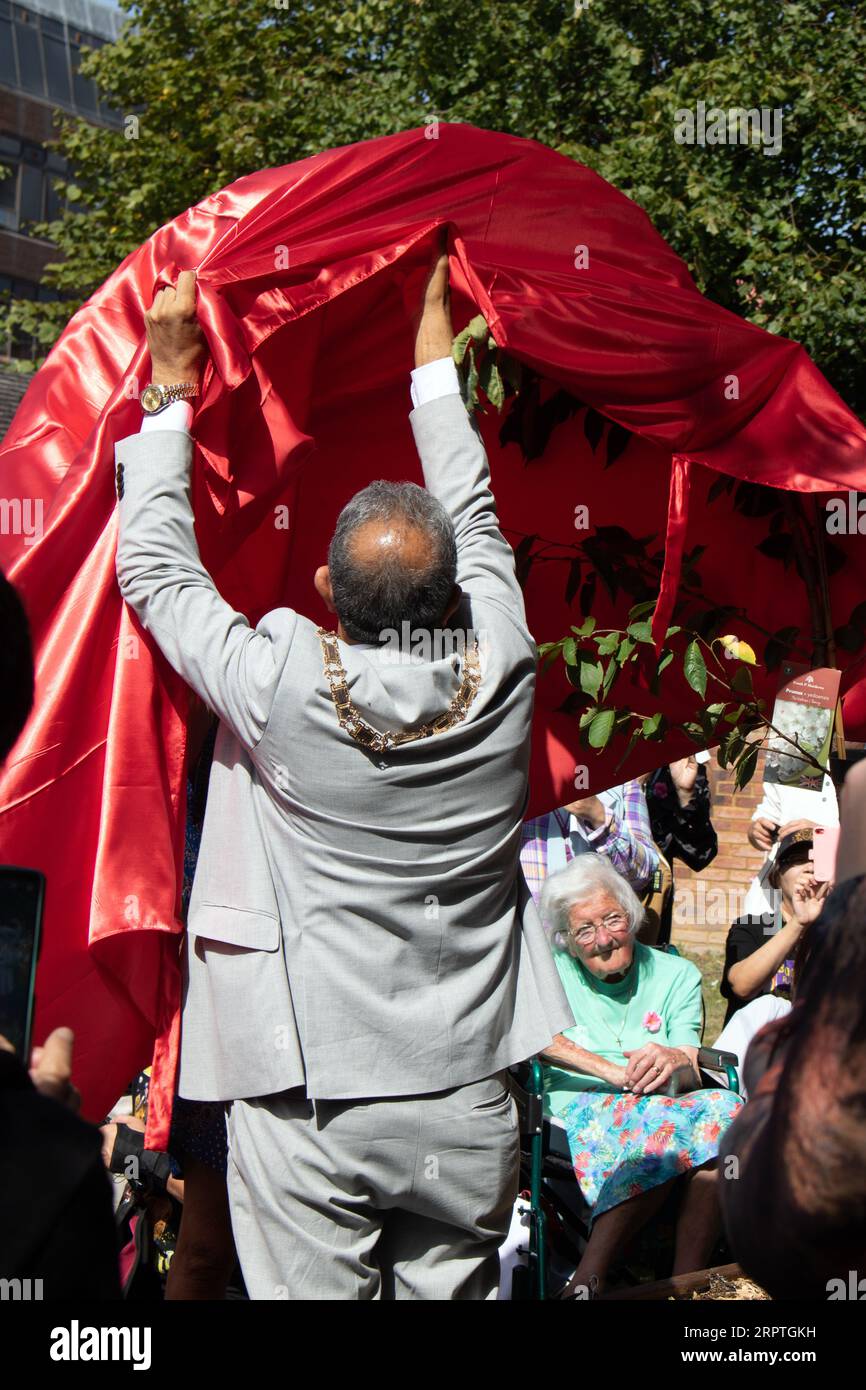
669, 753, 767, 952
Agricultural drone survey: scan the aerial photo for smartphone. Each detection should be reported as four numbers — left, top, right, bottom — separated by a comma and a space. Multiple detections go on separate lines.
0, 866, 45, 1062
812, 825, 840, 883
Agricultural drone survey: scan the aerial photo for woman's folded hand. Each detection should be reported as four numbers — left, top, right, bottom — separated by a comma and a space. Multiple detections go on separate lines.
623, 1042, 692, 1095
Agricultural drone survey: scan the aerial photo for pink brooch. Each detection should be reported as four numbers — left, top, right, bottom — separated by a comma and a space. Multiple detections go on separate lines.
643, 1011, 662, 1034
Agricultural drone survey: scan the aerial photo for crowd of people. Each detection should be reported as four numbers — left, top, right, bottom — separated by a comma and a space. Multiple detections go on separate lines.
1, 238, 865, 1301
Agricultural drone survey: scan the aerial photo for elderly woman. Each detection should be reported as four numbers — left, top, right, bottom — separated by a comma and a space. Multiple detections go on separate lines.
539, 854, 743, 1295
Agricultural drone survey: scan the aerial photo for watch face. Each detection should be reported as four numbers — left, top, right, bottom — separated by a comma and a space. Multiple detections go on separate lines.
140, 384, 165, 413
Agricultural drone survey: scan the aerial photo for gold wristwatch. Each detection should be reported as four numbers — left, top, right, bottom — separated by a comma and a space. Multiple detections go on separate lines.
139, 381, 200, 414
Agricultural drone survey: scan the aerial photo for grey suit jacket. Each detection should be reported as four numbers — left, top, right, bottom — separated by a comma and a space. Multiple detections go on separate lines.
115, 392, 573, 1101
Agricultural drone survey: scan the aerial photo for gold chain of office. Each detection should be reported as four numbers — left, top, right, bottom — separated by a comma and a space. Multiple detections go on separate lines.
317, 628, 482, 754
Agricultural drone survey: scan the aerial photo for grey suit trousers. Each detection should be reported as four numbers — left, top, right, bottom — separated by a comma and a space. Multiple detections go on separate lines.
225, 1072, 519, 1300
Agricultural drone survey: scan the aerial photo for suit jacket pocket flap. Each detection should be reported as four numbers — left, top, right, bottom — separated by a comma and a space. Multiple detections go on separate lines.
188, 904, 281, 952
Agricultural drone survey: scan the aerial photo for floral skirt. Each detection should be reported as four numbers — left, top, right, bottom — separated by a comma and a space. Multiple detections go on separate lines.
560, 1088, 743, 1219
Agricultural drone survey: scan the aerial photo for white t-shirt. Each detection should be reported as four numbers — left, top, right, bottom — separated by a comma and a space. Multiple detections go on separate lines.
711, 994, 792, 1099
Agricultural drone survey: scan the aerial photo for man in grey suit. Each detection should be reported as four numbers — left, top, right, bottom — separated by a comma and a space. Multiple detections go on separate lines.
114, 238, 572, 1299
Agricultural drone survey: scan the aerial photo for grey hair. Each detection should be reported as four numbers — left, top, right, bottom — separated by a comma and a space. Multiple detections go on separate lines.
539, 854, 644, 952
327, 481, 457, 644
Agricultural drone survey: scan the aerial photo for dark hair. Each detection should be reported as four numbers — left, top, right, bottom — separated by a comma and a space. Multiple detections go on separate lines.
327, 481, 457, 644
741, 876, 866, 1296
0, 571, 34, 763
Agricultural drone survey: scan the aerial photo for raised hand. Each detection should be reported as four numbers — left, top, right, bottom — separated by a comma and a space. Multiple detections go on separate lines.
145, 268, 208, 385
749, 816, 779, 852
791, 874, 829, 927
669, 755, 698, 806
411, 228, 453, 367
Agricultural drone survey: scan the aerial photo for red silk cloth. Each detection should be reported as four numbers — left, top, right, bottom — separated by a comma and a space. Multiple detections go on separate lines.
1, 124, 865, 1142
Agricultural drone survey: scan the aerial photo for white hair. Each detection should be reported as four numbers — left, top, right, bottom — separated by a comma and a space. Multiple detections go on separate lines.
539, 853, 644, 952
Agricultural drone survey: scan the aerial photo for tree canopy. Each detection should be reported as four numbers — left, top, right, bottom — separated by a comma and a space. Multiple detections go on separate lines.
3, 0, 864, 419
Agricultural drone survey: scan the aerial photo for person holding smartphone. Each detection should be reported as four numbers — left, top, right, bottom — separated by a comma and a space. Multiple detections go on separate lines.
721, 828, 829, 1024
744, 766, 838, 915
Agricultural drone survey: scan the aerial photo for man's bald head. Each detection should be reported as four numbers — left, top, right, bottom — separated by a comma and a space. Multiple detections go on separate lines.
324, 481, 458, 644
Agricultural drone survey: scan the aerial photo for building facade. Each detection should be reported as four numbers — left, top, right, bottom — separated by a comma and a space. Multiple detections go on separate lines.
0, 0, 121, 403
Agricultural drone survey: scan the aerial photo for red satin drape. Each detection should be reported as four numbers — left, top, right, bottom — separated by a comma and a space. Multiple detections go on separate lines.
1, 124, 864, 1144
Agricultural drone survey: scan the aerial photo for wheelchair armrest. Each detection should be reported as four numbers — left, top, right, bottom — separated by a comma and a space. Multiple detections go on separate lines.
698, 1046, 740, 1095
698, 1046, 738, 1070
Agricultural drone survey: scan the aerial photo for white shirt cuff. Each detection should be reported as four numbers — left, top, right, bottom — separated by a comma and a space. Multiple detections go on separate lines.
140, 400, 194, 434
410, 357, 461, 410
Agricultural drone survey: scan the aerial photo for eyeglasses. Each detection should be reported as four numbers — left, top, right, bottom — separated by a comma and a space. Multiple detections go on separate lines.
567, 913, 630, 945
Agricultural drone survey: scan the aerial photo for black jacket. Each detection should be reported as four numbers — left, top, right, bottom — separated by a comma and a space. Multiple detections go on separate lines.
0, 1051, 120, 1297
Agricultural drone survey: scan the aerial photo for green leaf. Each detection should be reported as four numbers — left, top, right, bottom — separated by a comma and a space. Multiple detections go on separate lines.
628, 599, 657, 621
616, 636, 637, 663
656, 649, 675, 677
683, 640, 708, 699
463, 344, 479, 412
451, 325, 473, 364
587, 708, 616, 750
719, 729, 747, 769
614, 726, 642, 774
562, 637, 578, 666
642, 712, 666, 739
682, 722, 707, 744
579, 706, 599, 730
601, 658, 618, 697
478, 352, 505, 409
734, 743, 760, 790
626, 620, 654, 644
580, 660, 604, 698
595, 631, 620, 656
730, 664, 753, 694
538, 646, 561, 673
571, 617, 596, 638
467, 313, 489, 344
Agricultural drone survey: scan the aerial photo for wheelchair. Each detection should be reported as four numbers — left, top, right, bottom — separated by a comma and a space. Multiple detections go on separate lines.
505, 1044, 740, 1300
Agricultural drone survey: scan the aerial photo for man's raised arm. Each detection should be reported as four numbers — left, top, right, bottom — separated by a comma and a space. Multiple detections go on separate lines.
408, 237, 528, 626
114, 271, 293, 749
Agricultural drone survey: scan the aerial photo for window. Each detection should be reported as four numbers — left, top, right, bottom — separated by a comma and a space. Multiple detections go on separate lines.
43, 33, 71, 104
70, 43, 98, 113
0, 19, 16, 85
0, 165, 18, 230
13, 17, 45, 97
19, 161, 43, 224
44, 171, 61, 221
